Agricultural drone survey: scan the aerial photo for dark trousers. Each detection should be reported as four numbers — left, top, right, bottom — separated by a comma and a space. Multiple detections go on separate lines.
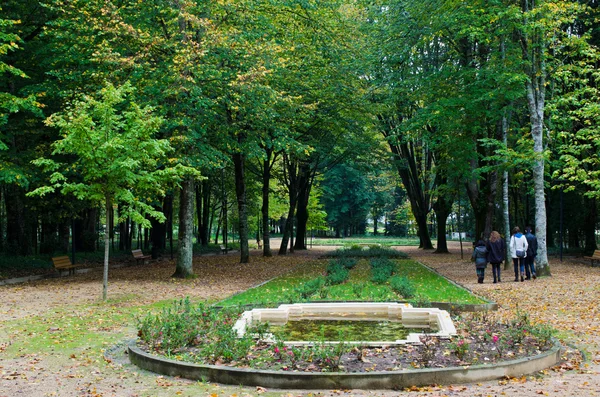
524, 256, 536, 278
513, 257, 525, 279
491, 263, 501, 281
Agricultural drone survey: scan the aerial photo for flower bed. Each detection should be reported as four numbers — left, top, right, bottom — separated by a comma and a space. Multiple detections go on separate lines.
136, 299, 555, 373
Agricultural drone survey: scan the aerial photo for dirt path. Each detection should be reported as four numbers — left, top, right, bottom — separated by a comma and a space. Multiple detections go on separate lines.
1, 243, 599, 396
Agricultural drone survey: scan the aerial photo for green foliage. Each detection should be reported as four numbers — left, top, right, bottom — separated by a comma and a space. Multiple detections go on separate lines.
409, 294, 433, 308
137, 298, 254, 363
369, 258, 396, 284
29, 82, 199, 224
219, 259, 485, 307
325, 261, 350, 286
321, 164, 374, 234
311, 339, 350, 372
0, 12, 43, 136
294, 276, 325, 300
390, 276, 416, 299
337, 257, 358, 269
448, 337, 470, 361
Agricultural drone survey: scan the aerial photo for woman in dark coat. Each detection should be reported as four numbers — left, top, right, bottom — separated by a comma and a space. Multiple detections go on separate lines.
486, 231, 505, 283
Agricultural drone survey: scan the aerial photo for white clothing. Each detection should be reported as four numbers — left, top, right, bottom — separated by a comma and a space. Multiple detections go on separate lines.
510, 234, 529, 259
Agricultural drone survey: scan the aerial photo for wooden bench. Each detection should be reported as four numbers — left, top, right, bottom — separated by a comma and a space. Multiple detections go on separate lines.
51, 256, 79, 276
584, 250, 600, 267
132, 249, 152, 265
220, 244, 228, 254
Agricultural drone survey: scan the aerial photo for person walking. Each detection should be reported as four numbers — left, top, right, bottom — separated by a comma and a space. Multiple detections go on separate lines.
471, 239, 488, 283
524, 226, 538, 280
510, 226, 529, 282
486, 231, 505, 283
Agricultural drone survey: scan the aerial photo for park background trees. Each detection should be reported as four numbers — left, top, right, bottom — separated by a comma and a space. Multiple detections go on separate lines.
0, 0, 599, 276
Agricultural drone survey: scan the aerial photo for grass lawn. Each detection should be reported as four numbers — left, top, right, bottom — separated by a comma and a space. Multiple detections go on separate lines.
218, 258, 486, 307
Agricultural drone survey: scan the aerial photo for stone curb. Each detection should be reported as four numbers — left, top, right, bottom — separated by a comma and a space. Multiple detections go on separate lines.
128, 341, 562, 390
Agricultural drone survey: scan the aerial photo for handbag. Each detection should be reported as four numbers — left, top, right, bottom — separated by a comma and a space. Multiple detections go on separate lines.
516, 249, 525, 258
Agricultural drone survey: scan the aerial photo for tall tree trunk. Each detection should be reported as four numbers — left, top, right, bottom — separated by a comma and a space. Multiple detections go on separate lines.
233, 152, 250, 263
150, 195, 170, 258
502, 114, 512, 269
373, 216, 379, 236
0, 187, 3, 253
195, 182, 203, 244
432, 189, 452, 254
387, 140, 433, 249
222, 170, 228, 247
59, 220, 70, 253
201, 180, 210, 246
5, 185, 30, 255
40, 220, 57, 254
526, 82, 550, 276
520, 0, 551, 276
173, 178, 195, 278
103, 195, 111, 301
294, 164, 312, 251
583, 196, 597, 256
196, 179, 211, 246
261, 151, 273, 257
73, 208, 97, 252
465, 164, 497, 241
214, 206, 221, 245
279, 155, 299, 255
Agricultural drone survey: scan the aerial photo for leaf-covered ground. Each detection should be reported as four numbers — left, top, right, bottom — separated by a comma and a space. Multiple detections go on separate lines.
0, 241, 599, 396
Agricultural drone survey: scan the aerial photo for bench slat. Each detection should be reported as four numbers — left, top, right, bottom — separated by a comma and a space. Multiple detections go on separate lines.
585, 250, 600, 267
51, 256, 79, 275
132, 249, 151, 263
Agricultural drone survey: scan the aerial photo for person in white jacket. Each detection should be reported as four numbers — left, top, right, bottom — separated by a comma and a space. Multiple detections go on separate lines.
510, 226, 529, 282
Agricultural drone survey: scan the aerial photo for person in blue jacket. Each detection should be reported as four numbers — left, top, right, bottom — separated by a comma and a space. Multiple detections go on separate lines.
471, 239, 488, 283
524, 226, 538, 280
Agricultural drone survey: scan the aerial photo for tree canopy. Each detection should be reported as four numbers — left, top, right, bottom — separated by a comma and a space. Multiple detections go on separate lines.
1, 0, 599, 283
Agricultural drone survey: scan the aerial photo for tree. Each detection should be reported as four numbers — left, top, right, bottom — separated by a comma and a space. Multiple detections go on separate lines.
512, 0, 584, 276
29, 82, 196, 299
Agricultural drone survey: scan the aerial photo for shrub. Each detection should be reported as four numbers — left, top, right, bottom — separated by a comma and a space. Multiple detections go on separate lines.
295, 276, 325, 299
326, 261, 350, 285
312, 338, 350, 372
369, 258, 396, 284
527, 323, 555, 347
390, 276, 416, 298
409, 294, 432, 308
351, 281, 367, 297
337, 257, 358, 269
136, 298, 254, 363
448, 337, 470, 361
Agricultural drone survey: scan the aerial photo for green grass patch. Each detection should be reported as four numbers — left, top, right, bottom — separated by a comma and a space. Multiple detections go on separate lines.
218, 259, 485, 307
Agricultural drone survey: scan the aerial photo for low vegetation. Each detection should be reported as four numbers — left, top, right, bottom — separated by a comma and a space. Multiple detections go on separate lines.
323, 245, 409, 259
136, 299, 557, 373
219, 255, 485, 307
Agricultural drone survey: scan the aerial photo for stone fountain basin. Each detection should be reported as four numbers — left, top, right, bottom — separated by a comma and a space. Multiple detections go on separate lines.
233, 302, 457, 345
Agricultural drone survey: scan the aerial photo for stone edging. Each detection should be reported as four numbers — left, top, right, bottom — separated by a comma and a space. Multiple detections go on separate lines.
128, 341, 561, 390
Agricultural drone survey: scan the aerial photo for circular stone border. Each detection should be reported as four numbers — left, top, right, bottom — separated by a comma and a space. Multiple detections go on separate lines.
128, 341, 562, 390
